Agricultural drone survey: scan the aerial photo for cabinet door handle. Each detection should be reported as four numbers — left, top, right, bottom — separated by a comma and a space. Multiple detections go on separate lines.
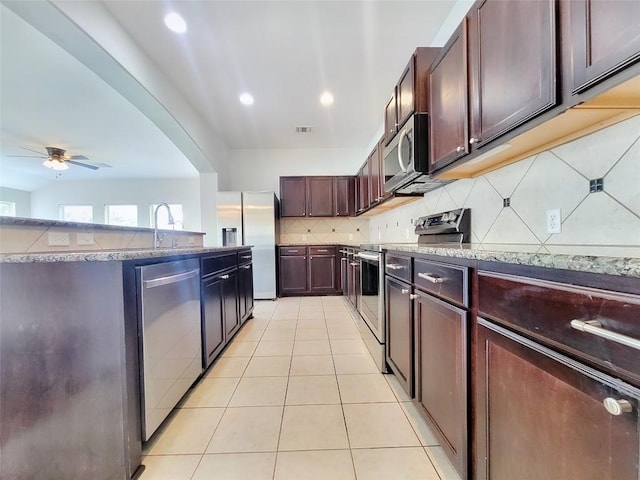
350, 262, 358, 266
241, 265, 251, 270
386, 263, 404, 270
570, 319, 640, 351
409, 293, 418, 300
469, 137, 479, 144
456, 146, 463, 152
603, 398, 633, 416
418, 272, 445, 284
220, 274, 230, 280
401, 288, 409, 295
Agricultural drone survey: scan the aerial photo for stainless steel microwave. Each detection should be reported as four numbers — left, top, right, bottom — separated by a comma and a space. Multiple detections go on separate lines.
383, 113, 429, 193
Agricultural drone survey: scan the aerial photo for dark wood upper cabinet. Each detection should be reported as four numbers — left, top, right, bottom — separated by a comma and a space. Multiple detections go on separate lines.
385, 48, 441, 146
468, 0, 557, 147
384, 91, 398, 146
307, 176, 334, 217
280, 177, 307, 217
397, 61, 415, 128
358, 161, 370, 213
333, 176, 355, 217
369, 142, 382, 206
429, 20, 469, 171
569, 0, 640, 94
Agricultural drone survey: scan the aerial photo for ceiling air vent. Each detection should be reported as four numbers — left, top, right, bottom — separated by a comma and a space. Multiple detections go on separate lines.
295, 126, 314, 134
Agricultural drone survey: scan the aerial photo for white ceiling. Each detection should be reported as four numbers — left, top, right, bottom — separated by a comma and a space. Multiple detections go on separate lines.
102, 0, 456, 149
0, 5, 198, 192
0, 1, 458, 192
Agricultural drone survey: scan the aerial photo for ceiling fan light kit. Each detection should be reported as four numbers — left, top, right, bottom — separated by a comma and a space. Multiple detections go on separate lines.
42, 158, 69, 170
9, 146, 100, 171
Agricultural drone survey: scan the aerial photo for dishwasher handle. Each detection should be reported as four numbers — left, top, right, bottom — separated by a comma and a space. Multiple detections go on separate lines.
143, 269, 200, 289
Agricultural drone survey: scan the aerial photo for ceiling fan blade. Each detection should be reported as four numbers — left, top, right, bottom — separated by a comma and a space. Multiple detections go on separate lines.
67, 155, 90, 161
7, 154, 46, 158
21, 146, 47, 155
67, 160, 99, 170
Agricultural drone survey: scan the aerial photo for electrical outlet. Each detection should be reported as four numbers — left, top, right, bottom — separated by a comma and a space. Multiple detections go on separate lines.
302, 234, 307, 241
348, 234, 353, 240
77, 233, 94, 245
48, 232, 70, 246
546, 209, 561, 234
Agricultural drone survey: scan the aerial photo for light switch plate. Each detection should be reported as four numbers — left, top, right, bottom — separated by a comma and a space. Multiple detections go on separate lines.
48, 232, 70, 246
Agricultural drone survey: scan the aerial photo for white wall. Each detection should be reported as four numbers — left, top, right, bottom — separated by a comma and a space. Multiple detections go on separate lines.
221, 147, 368, 192
31, 178, 202, 230
199, 173, 219, 247
0, 186, 31, 217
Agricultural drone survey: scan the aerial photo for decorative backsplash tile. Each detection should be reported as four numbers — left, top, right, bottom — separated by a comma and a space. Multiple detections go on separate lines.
280, 217, 369, 244
369, 114, 640, 253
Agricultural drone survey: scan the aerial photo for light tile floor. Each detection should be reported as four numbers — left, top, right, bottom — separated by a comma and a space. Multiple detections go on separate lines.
140, 296, 461, 480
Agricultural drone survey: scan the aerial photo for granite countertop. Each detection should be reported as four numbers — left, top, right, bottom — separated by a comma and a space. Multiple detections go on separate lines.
0, 246, 250, 264
1, 215, 205, 235
278, 242, 362, 247
382, 243, 640, 278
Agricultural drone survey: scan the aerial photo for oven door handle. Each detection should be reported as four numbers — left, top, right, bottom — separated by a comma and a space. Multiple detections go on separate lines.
356, 252, 380, 261
570, 319, 640, 351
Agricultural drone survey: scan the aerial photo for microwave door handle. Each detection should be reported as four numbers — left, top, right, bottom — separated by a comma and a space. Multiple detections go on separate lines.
397, 128, 410, 173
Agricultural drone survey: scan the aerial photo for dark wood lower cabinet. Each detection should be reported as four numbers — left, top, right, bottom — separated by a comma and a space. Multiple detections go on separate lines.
476, 320, 640, 480
279, 246, 341, 296
414, 290, 468, 478
279, 255, 308, 295
222, 270, 239, 339
202, 275, 225, 368
238, 263, 254, 323
308, 254, 336, 292
385, 276, 413, 396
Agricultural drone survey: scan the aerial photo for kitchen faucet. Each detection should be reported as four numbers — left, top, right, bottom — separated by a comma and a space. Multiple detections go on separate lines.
153, 203, 176, 249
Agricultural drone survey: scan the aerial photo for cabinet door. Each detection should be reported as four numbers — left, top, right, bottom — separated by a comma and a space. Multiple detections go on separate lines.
397, 59, 415, 128
385, 276, 413, 396
469, 0, 556, 146
569, 0, 640, 93
369, 143, 381, 206
384, 91, 398, 145
307, 177, 334, 217
279, 255, 308, 294
280, 177, 307, 217
476, 320, 639, 480
429, 20, 469, 171
238, 263, 254, 323
222, 270, 239, 338
308, 255, 336, 292
202, 276, 225, 368
333, 176, 355, 217
414, 291, 467, 478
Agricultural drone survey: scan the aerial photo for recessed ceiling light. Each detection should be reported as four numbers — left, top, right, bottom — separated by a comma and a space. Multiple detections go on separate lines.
239, 93, 255, 106
320, 91, 334, 106
164, 12, 187, 34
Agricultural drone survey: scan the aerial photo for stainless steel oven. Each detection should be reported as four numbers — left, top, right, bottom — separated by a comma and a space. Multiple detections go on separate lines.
356, 248, 387, 372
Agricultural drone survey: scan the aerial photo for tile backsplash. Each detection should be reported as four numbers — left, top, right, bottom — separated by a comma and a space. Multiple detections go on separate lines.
280, 217, 369, 244
369, 114, 640, 257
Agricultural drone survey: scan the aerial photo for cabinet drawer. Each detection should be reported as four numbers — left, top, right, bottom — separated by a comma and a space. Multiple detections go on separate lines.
279, 246, 307, 256
238, 249, 252, 264
385, 254, 412, 282
202, 252, 237, 277
414, 259, 468, 308
478, 271, 640, 385
309, 246, 335, 256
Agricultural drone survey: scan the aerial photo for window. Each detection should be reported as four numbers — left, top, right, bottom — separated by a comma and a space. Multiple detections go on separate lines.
150, 204, 184, 230
0, 201, 16, 217
59, 205, 93, 223
105, 204, 138, 227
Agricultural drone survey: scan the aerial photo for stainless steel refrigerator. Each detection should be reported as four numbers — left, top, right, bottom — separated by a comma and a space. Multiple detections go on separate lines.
217, 191, 278, 299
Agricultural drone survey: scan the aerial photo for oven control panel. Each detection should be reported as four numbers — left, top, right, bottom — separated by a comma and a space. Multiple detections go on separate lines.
414, 208, 470, 243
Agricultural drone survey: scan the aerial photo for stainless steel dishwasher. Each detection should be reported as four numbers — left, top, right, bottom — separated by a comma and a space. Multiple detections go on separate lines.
137, 258, 202, 441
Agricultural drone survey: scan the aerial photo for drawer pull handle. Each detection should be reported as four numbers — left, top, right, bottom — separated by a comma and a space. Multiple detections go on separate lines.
287, 249, 299, 253
242, 265, 251, 270
350, 262, 359, 266
603, 398, 633, 416
418, 272, 445, 284
317, 249, 328, 252
241, 255, 251, 259
401, 288, 410, 295
220, 274, 230, 280
570, 320, 640, 351
386, 263, 404, 270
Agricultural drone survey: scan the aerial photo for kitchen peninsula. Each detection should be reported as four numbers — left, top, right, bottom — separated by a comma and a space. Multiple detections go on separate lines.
0, 216, 252, 480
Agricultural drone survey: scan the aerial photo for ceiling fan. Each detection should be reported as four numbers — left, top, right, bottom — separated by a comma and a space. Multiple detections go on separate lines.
8, 146, 101, 171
